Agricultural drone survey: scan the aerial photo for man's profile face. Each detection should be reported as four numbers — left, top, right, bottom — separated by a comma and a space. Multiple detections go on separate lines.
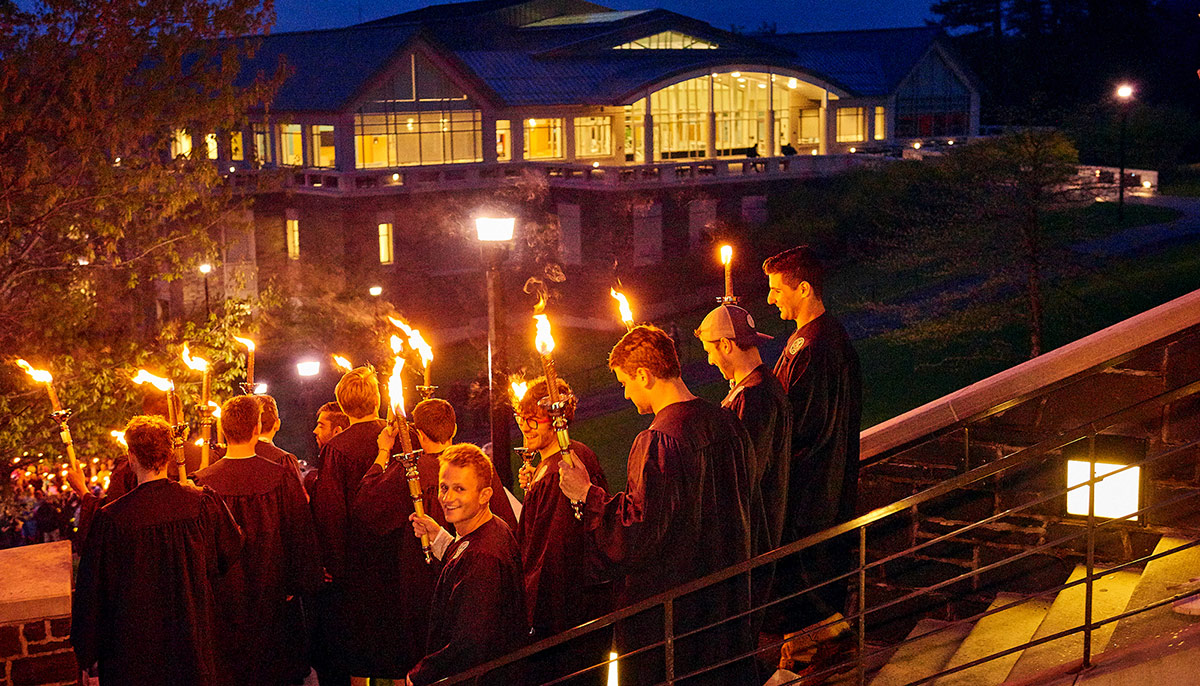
767, 273, 805, 321
516, 407, 555, 453
701, 339, 735, 381
313, 412, 340, 448
614, 367, 652, 415
438, 463, 491, 525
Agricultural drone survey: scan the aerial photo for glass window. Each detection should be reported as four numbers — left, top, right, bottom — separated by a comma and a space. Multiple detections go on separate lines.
613, 31, 718, 49
285, 218, 299, 260
874, 107, 886, 140
574, 116, 612, 158
354, 110, 482, 167
524, 118, 562, 159
204, 133, 218, 160
378, 223, 394, 264
230, 131, 244, 161
836, 107, 865, 142
171, 130, 192, 158
311, 125, 336, 168
798, 110, 820, 143
496, 120, 511, 161
279, 124, 303, 166
895, 53, 970, 138
253, 123, 273, 165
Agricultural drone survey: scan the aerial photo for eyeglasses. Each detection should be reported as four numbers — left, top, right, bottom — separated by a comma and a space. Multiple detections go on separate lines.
514, 414, 550, 429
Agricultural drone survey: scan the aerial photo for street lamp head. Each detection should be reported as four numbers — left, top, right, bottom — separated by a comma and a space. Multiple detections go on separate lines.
297, 361, 320, 377
1116, 84, 1134, 100
476, 216, 515, 242
368, 285, 383, 297
199, 263, 212, 275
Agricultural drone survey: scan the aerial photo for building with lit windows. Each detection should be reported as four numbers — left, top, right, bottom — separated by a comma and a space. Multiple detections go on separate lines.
187, 0, 981, 310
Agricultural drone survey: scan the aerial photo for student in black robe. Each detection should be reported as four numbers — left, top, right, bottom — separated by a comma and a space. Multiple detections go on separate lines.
195, 395, 322, 686
71, 415, 243, 685
514, 376, 611, 686
308, 401, 350, 497
764, 246, 863, 673
309, 367, 388, 685
408, 444, 528, 685
254, 394, 306, 491
559, 325, 756, 686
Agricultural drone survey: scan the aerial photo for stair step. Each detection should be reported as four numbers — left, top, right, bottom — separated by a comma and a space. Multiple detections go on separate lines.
1005, 565, 1140, 682
932, 592, 1053, 686
1106, 536, 1200, 653
869, 619, 972, 686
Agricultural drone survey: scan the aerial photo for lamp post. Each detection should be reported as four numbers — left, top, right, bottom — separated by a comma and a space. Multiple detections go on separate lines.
199, 263, 212, 317
1115, 84, 1134, 225
476, 215, 516, 491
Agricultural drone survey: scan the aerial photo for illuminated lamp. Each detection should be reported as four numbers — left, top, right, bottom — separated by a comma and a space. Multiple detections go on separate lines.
1064, 435, 1145, 520
297, 361, 321, 377
369, 285, 383, 297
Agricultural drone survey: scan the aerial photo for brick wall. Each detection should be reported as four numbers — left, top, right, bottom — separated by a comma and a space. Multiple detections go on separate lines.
859, 326, 1200, 640
0, 616, 77, 686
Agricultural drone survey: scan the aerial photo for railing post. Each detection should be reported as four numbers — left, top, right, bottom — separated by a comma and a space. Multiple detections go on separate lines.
1084, 434, 1096, 669
858, 527, 867, 686
664, 598, 675, 685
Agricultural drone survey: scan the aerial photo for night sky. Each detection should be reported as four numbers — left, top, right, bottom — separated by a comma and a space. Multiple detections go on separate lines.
271, 0, 935, 34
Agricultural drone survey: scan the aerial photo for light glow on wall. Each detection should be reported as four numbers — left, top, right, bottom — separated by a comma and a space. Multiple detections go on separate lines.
1066, 460, 1140, 519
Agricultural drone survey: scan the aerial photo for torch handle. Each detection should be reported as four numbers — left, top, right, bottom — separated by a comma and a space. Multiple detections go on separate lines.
45, 384, 63, 414
200, 421, 212, 470
396, 415, 414, 454
404, 456, 433, 564
59, 423, 78, 471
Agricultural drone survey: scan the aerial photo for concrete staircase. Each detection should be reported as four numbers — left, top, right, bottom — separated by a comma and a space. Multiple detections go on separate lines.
864, 537, 1200, 686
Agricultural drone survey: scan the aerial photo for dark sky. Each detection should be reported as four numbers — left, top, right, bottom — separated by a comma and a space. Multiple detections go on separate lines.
272, 0, 935, 34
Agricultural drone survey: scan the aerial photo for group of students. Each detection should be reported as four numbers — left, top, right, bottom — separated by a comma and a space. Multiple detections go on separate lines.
66, 244, 862, 685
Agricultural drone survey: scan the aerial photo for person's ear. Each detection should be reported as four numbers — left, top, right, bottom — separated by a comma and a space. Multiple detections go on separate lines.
636, 367, 652, 388
798, 281, 813, 298
719, 339, 734, 354
479, 485, 493, 505
450, 425, 458, 441
416, 428, 429, 443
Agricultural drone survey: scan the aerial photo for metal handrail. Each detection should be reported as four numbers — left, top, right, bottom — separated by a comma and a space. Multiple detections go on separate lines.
430, 376, 1200, 685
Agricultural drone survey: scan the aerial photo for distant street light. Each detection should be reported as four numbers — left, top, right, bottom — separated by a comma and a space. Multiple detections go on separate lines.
369, 285, 383, 297
476, 214, 516, 490
199, 263, 212, 317
1115, 84, 1134, 224
297, 361, 321, 377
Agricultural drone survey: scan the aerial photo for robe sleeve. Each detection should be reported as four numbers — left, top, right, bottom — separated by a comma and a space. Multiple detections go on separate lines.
311, 444, 349, 578
583, 430, 682, 571
353, 461, 411, 536
280, 469, 323, 595
200, 488, 243, 577
70, 509, 111, 671
408, 553, 510, 686
75, 492, 101, 544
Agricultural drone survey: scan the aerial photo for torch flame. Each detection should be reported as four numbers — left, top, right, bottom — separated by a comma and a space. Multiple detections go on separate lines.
610, 288, 634, 326
533, 314, 556, 356
388, 357, 406, 417
132, 369, 173, 392
720, 244, 733, 265
16, 359, 53, 384
388, 317, 434, 368
207, 401, 221, 419
390, 335, 403, 355
194, 438, 204, 446
510, 376, 529, 403
110, 430, 127, 447
234, 336, 256, 352
332, 355, 353, 372
181, 344, 209, 372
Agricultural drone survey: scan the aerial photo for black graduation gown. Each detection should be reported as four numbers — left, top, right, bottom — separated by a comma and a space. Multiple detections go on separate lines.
76, 458, 138, 544
194, 456, 322, 685
409, 516, 528, 686
347, 458, 442, 677
255, 439, 307, 493
71, 479, 243, 686
770, 312, 863, 632
581, 398, 755, 686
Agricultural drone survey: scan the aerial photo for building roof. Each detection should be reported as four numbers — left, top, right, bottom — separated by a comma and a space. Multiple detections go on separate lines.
237, 1, 955, 111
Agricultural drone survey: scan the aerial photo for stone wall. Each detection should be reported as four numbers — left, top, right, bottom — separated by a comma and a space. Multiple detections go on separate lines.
0, 541, 77, 686
858, 325, 1200, 640
0, 617, 77, 686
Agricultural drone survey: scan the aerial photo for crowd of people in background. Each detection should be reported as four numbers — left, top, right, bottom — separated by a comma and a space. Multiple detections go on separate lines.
45, 245, 862, 686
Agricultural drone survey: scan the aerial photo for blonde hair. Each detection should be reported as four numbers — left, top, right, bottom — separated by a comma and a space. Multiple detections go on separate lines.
439, 443, 495, 490
335, 367, 380, 418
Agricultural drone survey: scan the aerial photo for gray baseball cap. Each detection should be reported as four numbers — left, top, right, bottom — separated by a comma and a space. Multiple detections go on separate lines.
694, 305, 773, 347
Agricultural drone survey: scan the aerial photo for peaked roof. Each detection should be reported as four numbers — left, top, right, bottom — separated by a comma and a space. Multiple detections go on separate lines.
756, 27, 944, 96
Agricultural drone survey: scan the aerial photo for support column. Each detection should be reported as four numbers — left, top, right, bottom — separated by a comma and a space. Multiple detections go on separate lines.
819, 92, 832, 155
334, 114, 356, 171
643, 95, 654, 163
707, 75, 717, 159
564, 116, 576, 162
766, 75, 777, 156
482, 116, 498, 164
512, 118, 525, 162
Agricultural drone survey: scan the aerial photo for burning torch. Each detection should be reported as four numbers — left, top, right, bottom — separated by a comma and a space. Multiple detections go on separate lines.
387, 355, 432, 564
15, 360, 78, 471
133, 369, 189, 480
532, 313, 583, 519
181, 345, 213, 470
610, 288, 635, 332
389, 316, 436, 399
510, 377, 539, 472
719, 244, 737, 304
234, 336, 256, 395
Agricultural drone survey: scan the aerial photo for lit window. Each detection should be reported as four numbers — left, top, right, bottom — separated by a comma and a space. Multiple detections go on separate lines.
574, 116, 613, 158
496, 120, 511, 161
279, 124, 303, 166
836, 107, 865, 142
874, 107, 886, 141
354, 110, 482, 168
311, 125, 336, 168
253, 123, 273, 165
171, 130, 192, 158
1066, 461, 1140, 519
230, 131, 244, 161
798, 110, 820, 144
204, 133, 218, 160
524, 118, 563, 159
286, 218, 300, 260
613, 31, 718, 49
378, 223, 394, 264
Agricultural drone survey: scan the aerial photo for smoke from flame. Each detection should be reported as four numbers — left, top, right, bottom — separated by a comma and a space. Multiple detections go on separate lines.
16, 359, 52, 384
533, 314, 555, 356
